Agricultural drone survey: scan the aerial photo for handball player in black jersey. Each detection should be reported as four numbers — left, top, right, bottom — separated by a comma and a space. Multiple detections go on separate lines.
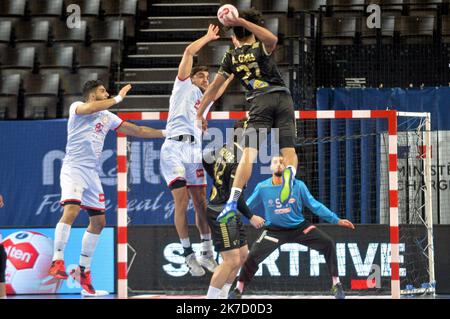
196, 8, 298, 224
202, 118, 265, 299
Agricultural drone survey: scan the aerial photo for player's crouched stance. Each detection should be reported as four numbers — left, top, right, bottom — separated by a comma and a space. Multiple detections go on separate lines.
228, 156, 355, 299
48, 81, 165, 296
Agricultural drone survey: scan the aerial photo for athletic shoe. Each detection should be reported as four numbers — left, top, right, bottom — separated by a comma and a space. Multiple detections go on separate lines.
279, 167, 294, 205
48, 260, 68, 279
216, 201, 237, 224
198, 253, 218, 273
331, 282, 345, 299
185, 252, 206, 276
228, 288, 242, 299
70, 267, 96, 295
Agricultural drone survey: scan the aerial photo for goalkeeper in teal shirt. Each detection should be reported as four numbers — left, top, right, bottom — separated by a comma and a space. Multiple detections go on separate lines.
229, 156, 355, 299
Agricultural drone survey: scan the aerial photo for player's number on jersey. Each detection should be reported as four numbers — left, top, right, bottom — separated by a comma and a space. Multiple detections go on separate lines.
236, 62, 261, 80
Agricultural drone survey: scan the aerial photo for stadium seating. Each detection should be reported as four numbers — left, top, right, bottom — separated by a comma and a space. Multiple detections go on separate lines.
327, 0, 365, 16
364, 0, 405, 16
321, 16, 357, 45
0, 0, 27, 25
395, 16, 435, 44
290, 0, 326, 13
23, 73, 60, 119
89, 20, 125, 66
102, 0, 138, 38
38, 46, 75, 78
0, 74, 21, 119
0, 47, 35, 78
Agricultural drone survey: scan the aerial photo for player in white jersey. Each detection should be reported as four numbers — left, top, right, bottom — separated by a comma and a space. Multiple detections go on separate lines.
160, 24, 234, 276
48, 80, 165, 295
0, 194, 5, 299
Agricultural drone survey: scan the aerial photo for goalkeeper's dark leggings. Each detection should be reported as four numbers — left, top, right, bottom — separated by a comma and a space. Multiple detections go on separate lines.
0, 244, 6, 283
238, 222, 339, 287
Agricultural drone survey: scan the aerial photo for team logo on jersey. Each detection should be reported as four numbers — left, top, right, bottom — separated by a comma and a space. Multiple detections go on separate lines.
194, 100, 201, 110
196, 169, 204, 178
95, 122, 104, 133
99, 194, 105, 202
101, 115, 109, 124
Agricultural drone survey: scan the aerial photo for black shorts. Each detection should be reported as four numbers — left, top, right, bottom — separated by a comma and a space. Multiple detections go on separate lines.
242, 91, 296, 150
207, 205, 247, 252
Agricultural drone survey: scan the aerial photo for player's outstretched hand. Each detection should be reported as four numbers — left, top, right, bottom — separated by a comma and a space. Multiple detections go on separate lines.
338, 219, 355, 230
250, 215, 265, 229
0, 194, 4, 208
119, 84, 132, 98
206, 24, 220, 41
222, 10, 242, 27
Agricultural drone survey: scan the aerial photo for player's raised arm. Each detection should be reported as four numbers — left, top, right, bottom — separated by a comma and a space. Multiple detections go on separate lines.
298, 181, 341, 224
223, 11, 278, 54
178, 24, 220, 80
75, 84, 132, 115
117, 121, 165, 139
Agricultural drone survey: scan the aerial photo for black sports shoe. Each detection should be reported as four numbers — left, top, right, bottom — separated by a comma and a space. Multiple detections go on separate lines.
331, 282, 345, 299
228, 288, 242, 299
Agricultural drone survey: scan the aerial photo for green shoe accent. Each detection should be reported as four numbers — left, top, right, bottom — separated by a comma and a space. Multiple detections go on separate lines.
218, 210, 236, 224
280, 167, 293, 204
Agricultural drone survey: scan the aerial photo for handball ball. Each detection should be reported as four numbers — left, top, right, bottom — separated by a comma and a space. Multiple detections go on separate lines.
217, 4, 239, 26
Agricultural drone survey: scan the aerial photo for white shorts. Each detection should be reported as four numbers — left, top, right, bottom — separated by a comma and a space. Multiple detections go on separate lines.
60, 164, 105, 211
160, 138, 206, 188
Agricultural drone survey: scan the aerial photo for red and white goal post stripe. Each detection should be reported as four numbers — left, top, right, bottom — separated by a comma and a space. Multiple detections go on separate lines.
115, 110, 433, 299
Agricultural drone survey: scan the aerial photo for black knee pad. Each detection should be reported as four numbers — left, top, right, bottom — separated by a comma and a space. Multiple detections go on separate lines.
0, 244, 6, 283
86, 209, 105, 217
169, 179, 187, 190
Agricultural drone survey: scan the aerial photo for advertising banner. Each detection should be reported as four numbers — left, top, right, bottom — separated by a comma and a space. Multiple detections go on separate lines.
126, 225, 433, 294
0, 227, 115, 294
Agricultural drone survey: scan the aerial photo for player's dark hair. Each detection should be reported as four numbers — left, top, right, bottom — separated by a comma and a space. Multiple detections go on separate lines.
190, 66, 209, 77
232, 7, 263, 40
83, 80, 105, 99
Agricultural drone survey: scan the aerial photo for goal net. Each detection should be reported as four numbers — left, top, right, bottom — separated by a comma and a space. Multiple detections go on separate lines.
115, 110, 434, 299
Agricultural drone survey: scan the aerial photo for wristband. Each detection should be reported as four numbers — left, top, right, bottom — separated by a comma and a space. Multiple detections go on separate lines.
114, 95, 123, 104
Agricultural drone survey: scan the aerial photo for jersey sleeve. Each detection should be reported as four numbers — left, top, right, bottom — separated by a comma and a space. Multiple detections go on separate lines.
69, 101, 84, 116
218, 50, 233, 79
172, 76, 193, 95
260, 41, 272, 56
246, 183, 262, 212
105, 111, 124, 131
298, 181, 340, 224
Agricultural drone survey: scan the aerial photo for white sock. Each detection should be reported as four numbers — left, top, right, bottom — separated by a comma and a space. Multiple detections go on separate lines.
201, 239, 213, 255
332, 277, 340, 286
79, 231, 100, 270
287, 165, 297, 176
228, 187, 242, 203
219, 283, 232, 299
206, 286, 222, 299
200, 233, 211, 241
53, 223, 71, 261
180, 237, 191, 249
